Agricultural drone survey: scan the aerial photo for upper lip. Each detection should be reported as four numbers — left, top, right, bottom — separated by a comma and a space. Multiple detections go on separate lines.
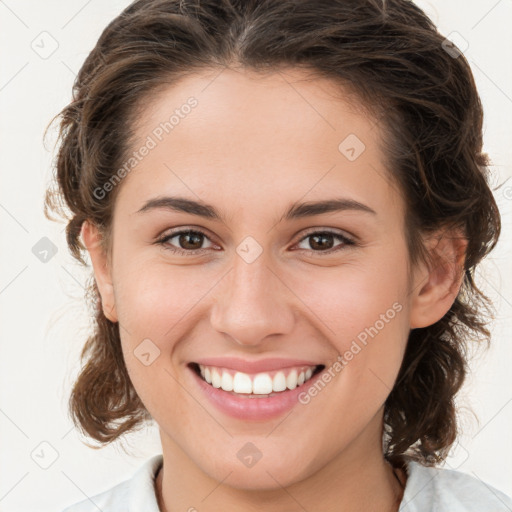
193, 357, 322, 374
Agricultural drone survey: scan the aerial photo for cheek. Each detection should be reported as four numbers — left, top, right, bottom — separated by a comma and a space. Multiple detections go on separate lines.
112, 258, 214, 341
285, 254, 411, 396
111, 261, 203, 414
289, 257, 409, 345
110, 259, 209, 388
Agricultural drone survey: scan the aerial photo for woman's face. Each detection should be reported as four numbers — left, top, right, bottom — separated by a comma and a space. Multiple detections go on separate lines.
88, 67, 441, 489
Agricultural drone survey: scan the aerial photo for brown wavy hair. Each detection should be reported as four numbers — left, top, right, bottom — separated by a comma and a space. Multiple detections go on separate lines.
45, 0, 500, 467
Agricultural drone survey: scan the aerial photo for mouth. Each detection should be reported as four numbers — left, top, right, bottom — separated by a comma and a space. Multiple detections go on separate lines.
188, 362, 325, 398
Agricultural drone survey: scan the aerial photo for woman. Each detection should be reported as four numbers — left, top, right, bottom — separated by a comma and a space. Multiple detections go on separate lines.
47, 0, 512, 510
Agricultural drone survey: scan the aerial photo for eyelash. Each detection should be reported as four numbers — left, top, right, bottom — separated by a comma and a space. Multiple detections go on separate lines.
156, 228, 356, 256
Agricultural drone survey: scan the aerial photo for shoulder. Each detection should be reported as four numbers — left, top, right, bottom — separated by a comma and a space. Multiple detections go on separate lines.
60, 454, 163, 512
400, 460, 512, 511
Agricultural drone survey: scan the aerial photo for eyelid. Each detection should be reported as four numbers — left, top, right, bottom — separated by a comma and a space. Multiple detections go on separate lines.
157, 225, 217, 241
297, 227, 355, 244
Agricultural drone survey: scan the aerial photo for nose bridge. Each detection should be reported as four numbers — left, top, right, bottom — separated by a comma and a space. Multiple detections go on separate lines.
210, 246, 295, 345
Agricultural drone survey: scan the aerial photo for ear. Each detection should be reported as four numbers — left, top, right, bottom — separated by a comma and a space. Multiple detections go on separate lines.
409, 229, 467, 329
81, 220, 118, 323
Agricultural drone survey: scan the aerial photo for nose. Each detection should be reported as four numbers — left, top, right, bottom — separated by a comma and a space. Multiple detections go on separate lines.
209, 250, 295, 347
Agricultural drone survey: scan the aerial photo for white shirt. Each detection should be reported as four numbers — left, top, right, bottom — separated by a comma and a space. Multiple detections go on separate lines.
61, 454, 512, 511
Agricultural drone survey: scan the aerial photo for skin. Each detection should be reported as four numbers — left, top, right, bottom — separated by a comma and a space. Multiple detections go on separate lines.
82, 67, 466, 512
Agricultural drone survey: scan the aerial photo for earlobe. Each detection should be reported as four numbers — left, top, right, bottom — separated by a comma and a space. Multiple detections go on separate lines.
409, 231, 467, 329
81, 221, 118, 323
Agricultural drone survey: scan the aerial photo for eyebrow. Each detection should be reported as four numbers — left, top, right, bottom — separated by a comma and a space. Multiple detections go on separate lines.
136, 196, 376, 221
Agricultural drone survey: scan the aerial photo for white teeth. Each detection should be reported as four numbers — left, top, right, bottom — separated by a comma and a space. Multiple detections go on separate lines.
211, 368, 222, 388
221, 371, 233, 391
233, 372, 252, 394
197, 364, 319, 395
273, 371, 287, 392
286, 369, 298, 390
252, 374, 273, 395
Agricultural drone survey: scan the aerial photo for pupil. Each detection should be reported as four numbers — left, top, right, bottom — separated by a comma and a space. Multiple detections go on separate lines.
180, 232, 202, 249
310, 233, 333, 250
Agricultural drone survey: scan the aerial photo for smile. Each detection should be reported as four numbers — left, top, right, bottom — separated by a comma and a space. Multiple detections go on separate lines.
196, 364, 323, 397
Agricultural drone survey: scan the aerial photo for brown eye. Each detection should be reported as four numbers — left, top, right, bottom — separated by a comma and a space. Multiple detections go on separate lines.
158, 229, 215, 255
296, 230, 354, 254
176, 231, 204, 250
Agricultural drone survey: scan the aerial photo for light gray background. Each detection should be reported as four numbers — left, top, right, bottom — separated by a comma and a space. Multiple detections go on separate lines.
0, 1, 511, 511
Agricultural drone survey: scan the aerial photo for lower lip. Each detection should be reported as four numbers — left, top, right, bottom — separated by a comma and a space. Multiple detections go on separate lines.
190, 366, 324, 421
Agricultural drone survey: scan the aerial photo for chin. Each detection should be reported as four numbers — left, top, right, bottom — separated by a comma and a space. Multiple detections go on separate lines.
219, 468, 299, 491
201, 450, 314, 491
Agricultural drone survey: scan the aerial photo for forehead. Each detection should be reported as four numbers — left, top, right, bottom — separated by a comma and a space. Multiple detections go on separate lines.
117, 67, 402, 223
132, 67, 376, 162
